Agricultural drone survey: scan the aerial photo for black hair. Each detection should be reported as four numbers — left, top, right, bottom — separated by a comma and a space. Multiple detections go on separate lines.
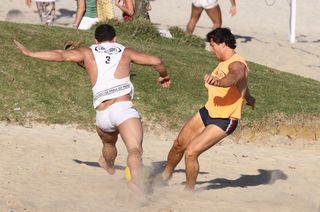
206, 28, 236, 49
95, 24, 116, 42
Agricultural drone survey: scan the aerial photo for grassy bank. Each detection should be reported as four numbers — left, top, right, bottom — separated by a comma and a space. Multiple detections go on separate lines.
0, 20, 319, 131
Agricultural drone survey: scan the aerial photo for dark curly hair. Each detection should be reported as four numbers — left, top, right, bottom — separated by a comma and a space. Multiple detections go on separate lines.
206, 28, 236, 49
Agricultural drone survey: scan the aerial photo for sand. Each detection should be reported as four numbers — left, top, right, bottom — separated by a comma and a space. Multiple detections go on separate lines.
1, 0, 320, 211
1, 123, 320, 212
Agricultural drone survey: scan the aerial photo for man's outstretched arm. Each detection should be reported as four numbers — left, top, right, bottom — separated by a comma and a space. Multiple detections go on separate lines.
14, 40, 85, 63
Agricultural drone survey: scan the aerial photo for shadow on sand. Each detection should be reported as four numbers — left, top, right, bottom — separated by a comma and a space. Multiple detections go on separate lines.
73, 159, 126, 170
55, 8, 75, 21
234, 34, 254, 43
149, 161, 209, 176
197, 169, 288, 190
73, 160, 287, 194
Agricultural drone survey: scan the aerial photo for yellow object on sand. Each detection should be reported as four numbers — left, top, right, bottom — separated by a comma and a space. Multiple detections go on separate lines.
124, 166, 150, 182
97, 0, 114, 22
124, 166, 132, 181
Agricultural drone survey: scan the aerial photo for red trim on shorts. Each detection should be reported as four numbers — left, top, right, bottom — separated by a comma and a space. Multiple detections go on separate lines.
225, 119, 237, 135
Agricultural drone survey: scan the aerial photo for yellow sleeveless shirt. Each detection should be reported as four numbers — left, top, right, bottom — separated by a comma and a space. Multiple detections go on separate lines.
204, 54, 248, 119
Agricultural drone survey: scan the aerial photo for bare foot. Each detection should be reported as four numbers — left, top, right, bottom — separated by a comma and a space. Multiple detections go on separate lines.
127, 180, 148, 204
158, 172, 172, 184
98, 155, 115, 175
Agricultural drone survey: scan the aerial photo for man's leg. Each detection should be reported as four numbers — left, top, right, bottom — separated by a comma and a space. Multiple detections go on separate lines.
96, 127, 119, 175
184, 125, 227, 191
162, 112, 205, 180
117, 118, 144, 193
186, 5, 203, 34
205, 4, 222, 29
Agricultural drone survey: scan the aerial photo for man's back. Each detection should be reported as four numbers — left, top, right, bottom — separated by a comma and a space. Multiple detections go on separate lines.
80, 43, 152, 87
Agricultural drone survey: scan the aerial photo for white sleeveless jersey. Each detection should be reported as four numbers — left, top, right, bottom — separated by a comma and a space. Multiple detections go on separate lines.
90, 42, 134, 108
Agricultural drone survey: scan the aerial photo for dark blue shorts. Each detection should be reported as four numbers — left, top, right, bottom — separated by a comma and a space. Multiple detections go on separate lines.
199, 106, 238, 135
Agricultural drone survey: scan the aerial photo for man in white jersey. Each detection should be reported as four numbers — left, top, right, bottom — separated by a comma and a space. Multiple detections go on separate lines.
14, 24, 171, 194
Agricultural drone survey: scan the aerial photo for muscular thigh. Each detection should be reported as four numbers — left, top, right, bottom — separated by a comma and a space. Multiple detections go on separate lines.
187, 124, 227, 155
118, 117, 143, 151
176, 112, 205, 147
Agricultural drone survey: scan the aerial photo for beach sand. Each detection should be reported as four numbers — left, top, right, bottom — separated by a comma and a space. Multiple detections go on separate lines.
1, 0, 320, 211
0, 123, 319, 212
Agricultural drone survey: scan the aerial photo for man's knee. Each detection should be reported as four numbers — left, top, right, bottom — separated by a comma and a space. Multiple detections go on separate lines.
128, 147, 143, 158
172, 136, 188, 153
184, 146, 199, 161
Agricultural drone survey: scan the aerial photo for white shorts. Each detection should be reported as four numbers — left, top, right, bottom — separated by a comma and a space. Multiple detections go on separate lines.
78, 16, 99, 30
96, 101, 140, 132
192, 0, 218, 9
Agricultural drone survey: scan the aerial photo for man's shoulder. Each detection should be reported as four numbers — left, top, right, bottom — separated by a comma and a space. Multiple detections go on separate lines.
77, 47, 92, 54
122, 47, 139, 56
230, 54, 245, 61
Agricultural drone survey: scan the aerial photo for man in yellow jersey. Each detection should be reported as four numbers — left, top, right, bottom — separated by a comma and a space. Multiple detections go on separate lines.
160, 27, 255, 191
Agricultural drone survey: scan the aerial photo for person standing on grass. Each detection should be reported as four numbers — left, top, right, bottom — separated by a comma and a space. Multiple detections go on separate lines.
115, 0, 151, 22
14, 24, 171, 195
186, 0, 236, 34
160, 28, 255, 191
73, 0, 99, 30
25, 0, 56, 26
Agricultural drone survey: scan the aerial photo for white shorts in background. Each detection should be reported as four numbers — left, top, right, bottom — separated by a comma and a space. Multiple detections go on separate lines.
192, 0, 218, 9
96, 101, 140, 132
78, 16, 99, 30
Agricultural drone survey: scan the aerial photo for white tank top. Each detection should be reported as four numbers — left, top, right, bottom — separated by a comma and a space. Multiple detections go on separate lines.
90, 42, 134, 108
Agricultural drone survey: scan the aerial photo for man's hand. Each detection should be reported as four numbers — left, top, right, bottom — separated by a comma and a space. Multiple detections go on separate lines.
14, 40, 31, 57
204, 74, 220, 86
157, 75, 171, 88
245, 95, 256, 110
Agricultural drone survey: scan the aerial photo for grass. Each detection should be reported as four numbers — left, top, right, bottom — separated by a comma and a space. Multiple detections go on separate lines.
0, 20, 319, 132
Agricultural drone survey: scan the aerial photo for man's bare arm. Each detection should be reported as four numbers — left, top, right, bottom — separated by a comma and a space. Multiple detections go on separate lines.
14, 40, 85, 63
128, 48, 168, 76
204, 61, 245, 87
204, 61, 255, 109
127, 48, 171, 88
